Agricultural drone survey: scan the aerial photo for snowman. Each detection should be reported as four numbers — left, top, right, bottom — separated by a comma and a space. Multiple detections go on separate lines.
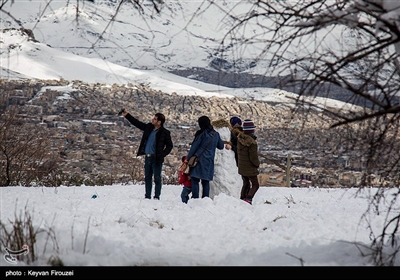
209, 118, 242, 199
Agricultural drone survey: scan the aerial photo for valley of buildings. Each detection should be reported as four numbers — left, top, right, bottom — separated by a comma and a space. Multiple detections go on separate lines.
1, 79, 395, 188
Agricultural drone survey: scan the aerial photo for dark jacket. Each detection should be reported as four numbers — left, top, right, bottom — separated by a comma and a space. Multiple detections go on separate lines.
234, 129, 260, 176
230, 125, 243, 166
125, 113, 173, 165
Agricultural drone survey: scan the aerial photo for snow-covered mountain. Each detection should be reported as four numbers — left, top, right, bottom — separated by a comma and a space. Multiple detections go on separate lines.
1, 1, 269, 72
0, 0, 360, 109
2, 28, 362, 112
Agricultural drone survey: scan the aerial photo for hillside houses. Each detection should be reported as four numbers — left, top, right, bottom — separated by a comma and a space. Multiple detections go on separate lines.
0, 79, 394, 187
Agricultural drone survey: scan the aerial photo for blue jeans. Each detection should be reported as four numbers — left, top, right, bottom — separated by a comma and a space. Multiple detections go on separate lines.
144, 156, 162, 199
191, 177, 210, 199
181, 186, 192, 203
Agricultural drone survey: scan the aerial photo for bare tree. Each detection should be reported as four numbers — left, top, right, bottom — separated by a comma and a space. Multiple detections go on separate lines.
0, 106, 61, 186
203, 0, 400, 265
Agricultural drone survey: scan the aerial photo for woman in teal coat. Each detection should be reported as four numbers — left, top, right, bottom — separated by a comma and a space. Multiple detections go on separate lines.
187, 116, 225, 199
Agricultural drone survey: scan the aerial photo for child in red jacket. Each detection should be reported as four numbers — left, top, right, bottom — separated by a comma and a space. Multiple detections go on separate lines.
179, 156, 192, 203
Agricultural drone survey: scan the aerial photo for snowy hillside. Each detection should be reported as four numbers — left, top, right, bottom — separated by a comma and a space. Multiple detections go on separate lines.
3, 1, 391, 109
0, 0, 352, 76
1, 1, 254, 71
0, 28, 361, 112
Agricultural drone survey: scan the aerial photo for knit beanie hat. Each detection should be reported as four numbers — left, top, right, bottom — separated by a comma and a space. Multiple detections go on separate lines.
230, 116, 242, 127
242, 119, 256, 134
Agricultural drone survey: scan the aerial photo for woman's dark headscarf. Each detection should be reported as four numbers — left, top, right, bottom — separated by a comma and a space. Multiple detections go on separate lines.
194, 116, 213, 138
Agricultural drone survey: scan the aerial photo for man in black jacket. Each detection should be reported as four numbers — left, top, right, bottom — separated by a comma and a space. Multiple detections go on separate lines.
121, 109, 173, 200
